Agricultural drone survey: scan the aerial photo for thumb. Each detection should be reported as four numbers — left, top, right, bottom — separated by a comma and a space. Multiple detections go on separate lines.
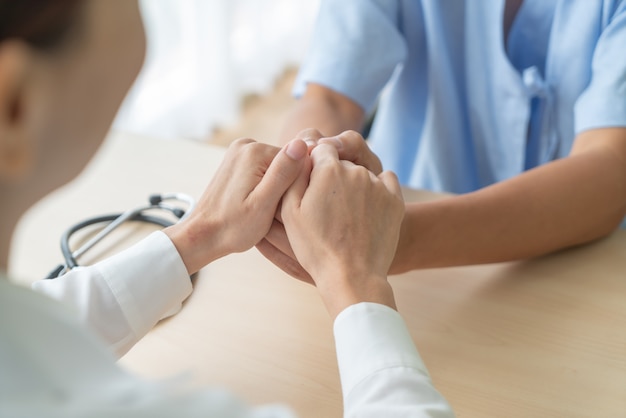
251, 139, 308, 208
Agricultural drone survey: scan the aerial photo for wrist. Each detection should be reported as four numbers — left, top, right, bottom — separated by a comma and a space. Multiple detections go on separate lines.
389, 211, 414, 274
316, 270, 397, 320
163, 219, 224, 275
389, 202, 434, 273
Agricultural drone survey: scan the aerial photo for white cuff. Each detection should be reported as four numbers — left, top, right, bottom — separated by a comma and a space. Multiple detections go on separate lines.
333, 302, 430, 396
95, 231, 193, 341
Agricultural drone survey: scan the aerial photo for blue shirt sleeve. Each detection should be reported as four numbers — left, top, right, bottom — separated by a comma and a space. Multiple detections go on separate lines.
574, 1, 626, 133
294, 0, 408, 113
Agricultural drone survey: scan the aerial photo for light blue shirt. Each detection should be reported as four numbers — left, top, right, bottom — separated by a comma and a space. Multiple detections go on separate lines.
295, 0, 626, 195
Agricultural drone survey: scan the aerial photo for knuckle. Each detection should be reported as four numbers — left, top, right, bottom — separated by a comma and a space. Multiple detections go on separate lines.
227, 138, 257, 160
352, 164, 370, 177
347, 164, 373, 186
296, 128, 323, 140
310, 144, 332, 161
369, 155, 383, 174
381, 170, 398, 182
339, 130, 365, 147
231, 137, 255, 149
241, 141, 273, 161
316, 154, 340, 170
341, 130, 362, 140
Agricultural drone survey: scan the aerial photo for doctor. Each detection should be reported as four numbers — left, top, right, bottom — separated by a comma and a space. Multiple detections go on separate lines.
266, 0, 626, 277
0, 1, 453, 416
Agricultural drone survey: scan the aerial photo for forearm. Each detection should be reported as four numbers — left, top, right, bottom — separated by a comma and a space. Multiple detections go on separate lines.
393, 147, 626, 271
279, 85, 364, 144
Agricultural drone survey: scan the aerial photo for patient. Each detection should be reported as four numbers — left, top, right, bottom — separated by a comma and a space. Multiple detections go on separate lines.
0, 1, 454, 416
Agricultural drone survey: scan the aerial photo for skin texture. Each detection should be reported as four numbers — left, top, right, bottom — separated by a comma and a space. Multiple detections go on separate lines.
164, 138, 308, 275
279, 144, 404, 319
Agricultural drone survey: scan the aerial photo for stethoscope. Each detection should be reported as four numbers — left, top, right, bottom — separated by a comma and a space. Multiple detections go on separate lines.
45, 193, 195, 279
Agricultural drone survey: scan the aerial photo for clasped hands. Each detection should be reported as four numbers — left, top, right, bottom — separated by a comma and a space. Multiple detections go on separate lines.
164, 130, 404, 318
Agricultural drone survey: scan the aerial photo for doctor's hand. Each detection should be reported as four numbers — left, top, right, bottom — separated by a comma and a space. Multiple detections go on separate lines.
164, 138, 308, 275
279, 143, 405, 319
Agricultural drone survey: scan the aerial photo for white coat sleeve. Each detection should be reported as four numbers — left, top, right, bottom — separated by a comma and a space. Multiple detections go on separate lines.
32, 231, 192, 358
334, 303, 455, 417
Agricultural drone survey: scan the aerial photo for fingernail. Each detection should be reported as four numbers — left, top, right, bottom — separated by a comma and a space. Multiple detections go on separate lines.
318, 137, 343, 149
304, 139, 317, 148
285, 139, 307, 160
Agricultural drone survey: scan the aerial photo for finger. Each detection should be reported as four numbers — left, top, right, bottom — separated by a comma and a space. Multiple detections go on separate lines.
378, 170, 403, 200
310, 142, 340, 168
229, 137, 256, 149
206, 139, 278, 201
282, 149, 312, 213
319, 130, 383, 174
274, 201, 284, 224
225, 138, 275, 169
295, 128, 323, 149
251, 139, 308, 208
256, 239, 315, 285
305, 140, 318, 154
294, 128, 324, 141
265, 219, 296, 259
229, 139, 281, 178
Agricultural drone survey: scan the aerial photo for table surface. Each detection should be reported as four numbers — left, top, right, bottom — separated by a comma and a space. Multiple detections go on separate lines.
9, 131, 626, 418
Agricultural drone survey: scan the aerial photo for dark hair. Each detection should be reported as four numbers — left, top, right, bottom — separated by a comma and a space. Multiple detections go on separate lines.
0, 0, 82, 50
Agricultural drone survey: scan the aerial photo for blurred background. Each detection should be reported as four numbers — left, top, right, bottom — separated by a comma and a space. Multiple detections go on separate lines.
113, 0, 321, 145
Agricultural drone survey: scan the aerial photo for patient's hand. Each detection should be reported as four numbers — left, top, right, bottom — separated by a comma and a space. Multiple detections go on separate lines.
165, 138, 308, 275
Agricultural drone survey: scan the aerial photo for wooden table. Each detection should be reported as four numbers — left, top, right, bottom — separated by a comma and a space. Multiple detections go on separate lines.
10, 131, 626, 417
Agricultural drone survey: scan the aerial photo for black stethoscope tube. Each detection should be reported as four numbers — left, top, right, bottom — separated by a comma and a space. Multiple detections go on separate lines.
45, 194, 194, 280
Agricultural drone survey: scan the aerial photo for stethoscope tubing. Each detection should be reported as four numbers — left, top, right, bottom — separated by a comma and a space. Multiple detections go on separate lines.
45, 193, 195, 279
